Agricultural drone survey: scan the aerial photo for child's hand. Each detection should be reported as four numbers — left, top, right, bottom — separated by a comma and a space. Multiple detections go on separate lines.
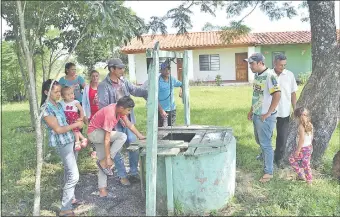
76, 117, 83, 122
294, 150, 300, 158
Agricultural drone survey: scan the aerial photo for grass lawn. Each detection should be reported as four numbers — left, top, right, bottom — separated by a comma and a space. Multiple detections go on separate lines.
2, 85, 339, 216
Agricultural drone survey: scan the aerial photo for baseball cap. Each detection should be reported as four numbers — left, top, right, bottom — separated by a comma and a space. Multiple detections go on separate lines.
106, 58, 125, 69
244, 53, 265, 63
160, 61, 170, 70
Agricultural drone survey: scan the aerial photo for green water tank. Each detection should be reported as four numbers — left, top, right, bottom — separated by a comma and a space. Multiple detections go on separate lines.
132, 125, 236, 215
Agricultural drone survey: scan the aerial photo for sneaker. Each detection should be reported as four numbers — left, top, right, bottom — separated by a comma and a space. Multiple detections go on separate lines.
120, 177, 131, 186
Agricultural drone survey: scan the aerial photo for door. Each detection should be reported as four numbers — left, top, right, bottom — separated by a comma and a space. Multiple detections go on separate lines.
177, 58, 183, 81
235, 53, 248, 81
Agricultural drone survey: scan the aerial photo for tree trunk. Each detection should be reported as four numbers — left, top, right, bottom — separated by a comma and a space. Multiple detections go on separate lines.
15, 39, 36, 128
40, 37, 47, 82
283, 1, 340, 167
16, 1, 44, 216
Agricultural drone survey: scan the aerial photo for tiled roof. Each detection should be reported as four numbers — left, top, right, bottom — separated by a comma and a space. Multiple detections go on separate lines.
121, 29, 340, 53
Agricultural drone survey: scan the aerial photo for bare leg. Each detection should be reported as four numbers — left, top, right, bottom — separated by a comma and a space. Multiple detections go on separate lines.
74, 132, 81, 151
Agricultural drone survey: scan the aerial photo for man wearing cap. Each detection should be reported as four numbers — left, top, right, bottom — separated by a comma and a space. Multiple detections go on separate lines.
245, 53, 281, 183
97, 58, 148, 186
158, 60, 183, 127
272, 53, 298, 168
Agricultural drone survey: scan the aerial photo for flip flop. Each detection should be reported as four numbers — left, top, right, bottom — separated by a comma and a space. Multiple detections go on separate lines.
59, 210, 75, 216
259, 175, 273, 183
99, 192, 116, 199
71, 199, 86, 208
96, 160, 113, 176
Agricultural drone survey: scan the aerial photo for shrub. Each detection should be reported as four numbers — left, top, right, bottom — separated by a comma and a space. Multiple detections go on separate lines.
215, 74, 222, 86
297, 71, 311, 85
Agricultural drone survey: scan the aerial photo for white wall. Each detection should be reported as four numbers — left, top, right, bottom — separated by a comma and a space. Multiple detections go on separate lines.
133, 52, 187, 84
131, 47, 250, 84
192, 47, 248, 81
128, 54, 136, 83
134, 53, 148, 84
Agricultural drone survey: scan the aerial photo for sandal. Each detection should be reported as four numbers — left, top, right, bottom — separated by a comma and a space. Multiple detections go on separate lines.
74, 142, 81, 151
59, 210, 75, 216
296, 174, 306, 181
81, 138, 88, 148
259, 174, 273, 183
96, 160, 113, 176
99, 191, 116, 199
71, 199, 86, 208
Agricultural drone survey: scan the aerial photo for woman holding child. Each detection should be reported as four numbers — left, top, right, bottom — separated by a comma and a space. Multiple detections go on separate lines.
40, 79, 84, 216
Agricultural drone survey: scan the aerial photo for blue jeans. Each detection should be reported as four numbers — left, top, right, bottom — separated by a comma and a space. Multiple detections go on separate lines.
253, 112, 277, 175
113, 121, 139, 178
57, 142, 79, 211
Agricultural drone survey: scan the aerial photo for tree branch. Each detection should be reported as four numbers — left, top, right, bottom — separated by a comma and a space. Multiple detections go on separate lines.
238, 1, 259, 24
38, 20, 89, 120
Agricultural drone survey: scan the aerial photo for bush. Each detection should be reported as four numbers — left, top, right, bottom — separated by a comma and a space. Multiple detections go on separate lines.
215, 74, 222, 86
297, 71, 311, 85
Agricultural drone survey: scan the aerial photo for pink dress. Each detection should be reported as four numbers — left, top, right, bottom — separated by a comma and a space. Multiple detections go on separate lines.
60, 100, 80, 132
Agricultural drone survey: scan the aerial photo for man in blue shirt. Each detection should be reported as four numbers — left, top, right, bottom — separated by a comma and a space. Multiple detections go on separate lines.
158, 60, 183, 127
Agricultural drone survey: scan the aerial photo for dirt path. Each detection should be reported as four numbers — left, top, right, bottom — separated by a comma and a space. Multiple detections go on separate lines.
73, 172, 146, 216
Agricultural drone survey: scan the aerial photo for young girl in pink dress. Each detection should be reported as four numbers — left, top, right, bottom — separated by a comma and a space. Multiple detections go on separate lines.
289, 107, 314, 185
61, 86, 88, 151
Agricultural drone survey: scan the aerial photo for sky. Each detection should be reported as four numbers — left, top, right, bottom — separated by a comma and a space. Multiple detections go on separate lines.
124, 1, 340, 33
2, 1, 339, 36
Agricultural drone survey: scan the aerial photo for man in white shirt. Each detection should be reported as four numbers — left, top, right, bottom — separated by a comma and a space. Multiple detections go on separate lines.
273, 53, 298, 167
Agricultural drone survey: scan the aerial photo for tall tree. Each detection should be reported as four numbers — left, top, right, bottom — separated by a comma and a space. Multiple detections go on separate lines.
74, 1, 146, 73
146, 0, 339, 166
2, 1, 148, 215
15, 1, 44, 215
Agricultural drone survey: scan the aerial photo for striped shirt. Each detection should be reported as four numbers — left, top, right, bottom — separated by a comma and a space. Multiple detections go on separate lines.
41, 101, 75, 147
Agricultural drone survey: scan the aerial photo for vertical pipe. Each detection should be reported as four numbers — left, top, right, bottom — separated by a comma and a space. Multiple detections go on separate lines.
182, 50, 190, 125
146, 42, 160, 216
165, 157, 174, 216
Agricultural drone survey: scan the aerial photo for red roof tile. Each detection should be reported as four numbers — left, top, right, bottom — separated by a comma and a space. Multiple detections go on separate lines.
121, 29, 340, 54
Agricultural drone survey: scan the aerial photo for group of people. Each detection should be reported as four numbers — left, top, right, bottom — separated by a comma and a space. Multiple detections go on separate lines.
246, 52, 313, 185
40, 58, 182, 216
39, 51, 313, 215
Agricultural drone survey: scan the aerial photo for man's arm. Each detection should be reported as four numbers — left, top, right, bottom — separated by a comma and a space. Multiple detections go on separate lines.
104, 131, 114, 168
291, 92, 297, 111
122, 116, 145, 140
267, 91, 281, 114
125, 80, 148, 99
266, 74, 281, 115
98, 82, 110, 109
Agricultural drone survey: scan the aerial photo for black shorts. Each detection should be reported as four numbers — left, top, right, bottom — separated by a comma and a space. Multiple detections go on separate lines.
158, 110, 176, 127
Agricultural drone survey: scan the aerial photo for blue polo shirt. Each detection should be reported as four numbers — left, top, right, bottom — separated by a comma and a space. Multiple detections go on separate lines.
158, 76, 182, 111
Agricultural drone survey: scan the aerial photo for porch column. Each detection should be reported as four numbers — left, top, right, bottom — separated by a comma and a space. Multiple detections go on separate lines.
128, 54, 136, 84
247, 46, 256, 82
187, 50, 194, 80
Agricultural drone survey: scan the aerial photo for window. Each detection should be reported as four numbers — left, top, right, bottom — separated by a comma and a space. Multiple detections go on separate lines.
272, 51, 285, 68
199, 54, 220, 71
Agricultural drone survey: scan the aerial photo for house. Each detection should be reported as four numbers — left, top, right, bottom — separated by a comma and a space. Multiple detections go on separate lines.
121, 30, 340, 84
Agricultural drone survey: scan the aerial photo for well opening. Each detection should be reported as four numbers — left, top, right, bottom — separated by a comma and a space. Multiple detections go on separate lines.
162, 133, 195, 142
